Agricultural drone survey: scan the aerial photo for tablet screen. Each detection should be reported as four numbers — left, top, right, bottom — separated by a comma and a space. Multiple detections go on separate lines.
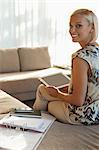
39, 73, 70, 88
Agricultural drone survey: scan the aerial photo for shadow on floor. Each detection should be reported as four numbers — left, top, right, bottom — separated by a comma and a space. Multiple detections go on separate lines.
23, 99, 35, 108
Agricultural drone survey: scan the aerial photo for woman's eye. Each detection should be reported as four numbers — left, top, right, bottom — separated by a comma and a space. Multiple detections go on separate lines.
69, 24, 73, 29
76, 24, 82, 28
69, 24, 82, 29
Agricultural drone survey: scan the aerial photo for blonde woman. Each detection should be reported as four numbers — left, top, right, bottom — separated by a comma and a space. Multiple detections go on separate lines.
33, 9, 99, 125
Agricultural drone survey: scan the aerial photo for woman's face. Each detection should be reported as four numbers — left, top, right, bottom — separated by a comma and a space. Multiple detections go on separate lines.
69, 14, 93, 46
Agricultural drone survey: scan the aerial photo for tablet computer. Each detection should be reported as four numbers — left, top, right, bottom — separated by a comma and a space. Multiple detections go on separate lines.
39, 73, 70, 88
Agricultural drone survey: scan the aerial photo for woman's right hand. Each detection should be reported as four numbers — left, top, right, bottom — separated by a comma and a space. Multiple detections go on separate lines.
45, 86, 59, 98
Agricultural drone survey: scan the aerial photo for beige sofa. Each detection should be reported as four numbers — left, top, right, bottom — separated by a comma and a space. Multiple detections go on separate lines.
0, 46, 70, 102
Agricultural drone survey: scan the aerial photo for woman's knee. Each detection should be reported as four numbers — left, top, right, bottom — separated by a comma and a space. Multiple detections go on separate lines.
48, 101, 55, 113
33, 84, 48, 110
38, 84, 46, 94
38, 84, 45, 91
48, 101, 63, 114
48, 101, 69, 123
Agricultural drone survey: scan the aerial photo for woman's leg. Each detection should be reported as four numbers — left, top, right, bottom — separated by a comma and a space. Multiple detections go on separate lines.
48, 101, 72, 124
33, 84, 72, 124
33, 84, 60, 111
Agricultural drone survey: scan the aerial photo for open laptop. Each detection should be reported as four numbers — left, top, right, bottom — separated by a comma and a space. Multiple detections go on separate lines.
39, 73, 70, 88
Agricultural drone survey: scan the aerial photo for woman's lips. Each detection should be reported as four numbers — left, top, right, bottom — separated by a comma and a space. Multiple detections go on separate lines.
71, 34, 78, 38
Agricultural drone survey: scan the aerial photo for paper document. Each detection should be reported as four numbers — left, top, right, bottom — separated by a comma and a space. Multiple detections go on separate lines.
0, 112, 56, 150
0, 112, 55, 133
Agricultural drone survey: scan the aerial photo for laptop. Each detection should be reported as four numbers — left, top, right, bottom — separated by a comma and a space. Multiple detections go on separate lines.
39, 73, 70, 88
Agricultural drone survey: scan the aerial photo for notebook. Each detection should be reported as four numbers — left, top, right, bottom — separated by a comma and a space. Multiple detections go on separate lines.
39, 73, 70, 88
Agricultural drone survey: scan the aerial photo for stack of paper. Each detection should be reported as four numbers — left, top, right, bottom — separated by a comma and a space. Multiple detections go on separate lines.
0, 112, 56, 150
0, 112, 55, 133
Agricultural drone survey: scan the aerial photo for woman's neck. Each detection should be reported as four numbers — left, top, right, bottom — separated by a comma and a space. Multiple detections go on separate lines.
79, 41, 97, 48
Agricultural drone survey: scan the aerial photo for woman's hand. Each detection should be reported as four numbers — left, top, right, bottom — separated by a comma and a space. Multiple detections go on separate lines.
59, 84, 69, 93
45, 86, 59, 98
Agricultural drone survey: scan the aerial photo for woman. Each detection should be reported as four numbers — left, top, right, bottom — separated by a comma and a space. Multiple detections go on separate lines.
33, 9, 99, 125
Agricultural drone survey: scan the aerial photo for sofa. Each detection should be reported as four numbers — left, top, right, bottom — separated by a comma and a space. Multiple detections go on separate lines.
0, 46, 70, 102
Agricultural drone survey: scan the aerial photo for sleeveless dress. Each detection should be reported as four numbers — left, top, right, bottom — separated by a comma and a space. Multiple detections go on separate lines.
68, 44, 99, 125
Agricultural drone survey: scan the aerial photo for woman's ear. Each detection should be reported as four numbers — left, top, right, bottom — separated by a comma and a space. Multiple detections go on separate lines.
90, 24, 94, 33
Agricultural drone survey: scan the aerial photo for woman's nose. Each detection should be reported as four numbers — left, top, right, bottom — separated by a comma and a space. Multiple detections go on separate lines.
70, 26, 76, 33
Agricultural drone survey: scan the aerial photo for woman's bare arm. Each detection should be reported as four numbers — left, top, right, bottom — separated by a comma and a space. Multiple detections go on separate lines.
46, 57, 89, 106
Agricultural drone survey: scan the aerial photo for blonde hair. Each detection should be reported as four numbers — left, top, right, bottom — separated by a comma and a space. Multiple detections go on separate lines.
71, 9, 98, 42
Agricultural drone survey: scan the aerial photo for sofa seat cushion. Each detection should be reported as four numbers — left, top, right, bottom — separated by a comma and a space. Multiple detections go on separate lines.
0, 90, 29, 115
18, 47, 51, 71
0, 48, 20, 73
38, 121, 99, 150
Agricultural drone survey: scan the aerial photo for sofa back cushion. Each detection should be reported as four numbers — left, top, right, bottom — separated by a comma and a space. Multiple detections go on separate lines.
0, 48, 20, 73
18, 47, 51, 71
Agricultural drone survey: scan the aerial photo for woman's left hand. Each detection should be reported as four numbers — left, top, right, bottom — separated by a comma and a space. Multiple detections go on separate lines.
45, 86, 59, 97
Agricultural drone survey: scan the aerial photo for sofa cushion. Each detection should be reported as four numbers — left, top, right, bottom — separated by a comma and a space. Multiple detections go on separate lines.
0, 90, 29, 115
0, 48, 20, 73
38, 121, 99, 150
18, 47, 51, 71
